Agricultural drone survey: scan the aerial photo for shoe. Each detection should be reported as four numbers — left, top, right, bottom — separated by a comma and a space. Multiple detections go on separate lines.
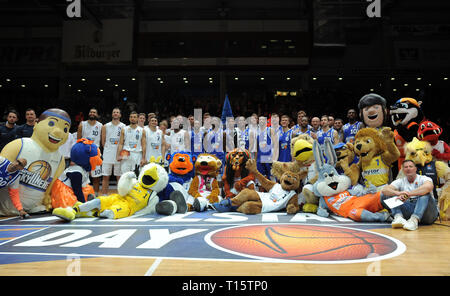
403, 217, 419, 231
211, 198, 237, 213
170, 191, 187, 214
156, 200, 177, 215
391, 215, 407, 228
193, 198, 208, 212
52, 207, 76, 222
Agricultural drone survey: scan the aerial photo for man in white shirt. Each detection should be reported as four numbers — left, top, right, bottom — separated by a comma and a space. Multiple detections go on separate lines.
77, 107, 103, 194
100, 107, 126, 195
381, 160, 439, 231
116, 111, 146, 175
144, 115, 166, 164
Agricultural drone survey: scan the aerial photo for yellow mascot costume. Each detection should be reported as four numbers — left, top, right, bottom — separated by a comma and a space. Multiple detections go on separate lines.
0, 108, 71, 216
53, 162, 169, 220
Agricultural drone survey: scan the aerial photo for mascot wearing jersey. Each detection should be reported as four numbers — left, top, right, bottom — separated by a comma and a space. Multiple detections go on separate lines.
0, 108, 70, 216
50, 138, 102, 209
314, 139, 390, 222
417, 120, 450, 163
213, 158, 301, 215
53, 162, 168, 220
353, 127, 400, 190
155, 152, 194, 215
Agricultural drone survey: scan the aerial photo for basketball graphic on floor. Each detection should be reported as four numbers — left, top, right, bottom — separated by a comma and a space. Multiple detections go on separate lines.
206, 224, 405, 263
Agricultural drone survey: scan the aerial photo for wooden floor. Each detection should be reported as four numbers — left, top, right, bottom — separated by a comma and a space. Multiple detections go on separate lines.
0, 221, 448, 276
1, 187, 449, 276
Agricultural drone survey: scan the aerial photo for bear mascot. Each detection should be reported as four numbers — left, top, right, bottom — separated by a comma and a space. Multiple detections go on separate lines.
155, 152, 194, 215
187, 153, 222, 212
0, 108, 71, 216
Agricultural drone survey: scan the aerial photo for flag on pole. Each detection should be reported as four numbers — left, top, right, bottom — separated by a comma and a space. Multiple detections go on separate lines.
221, 94, 233, 125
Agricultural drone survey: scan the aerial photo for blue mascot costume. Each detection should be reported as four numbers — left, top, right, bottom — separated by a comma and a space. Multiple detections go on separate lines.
156, 152, 195, 215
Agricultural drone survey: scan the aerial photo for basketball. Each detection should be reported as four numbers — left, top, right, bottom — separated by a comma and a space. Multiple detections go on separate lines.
208, 224, 398, 262
27, 160, 52, 180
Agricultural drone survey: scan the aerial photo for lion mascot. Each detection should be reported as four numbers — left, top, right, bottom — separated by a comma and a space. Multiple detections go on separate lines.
353, 127, 400, 190
222, 148, 255, 199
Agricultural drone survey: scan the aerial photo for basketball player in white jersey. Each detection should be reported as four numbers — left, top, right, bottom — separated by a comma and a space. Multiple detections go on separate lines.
77, 108, 103, 194
100, 107, 126, 195
144, 115, 166, 164
168, 115, 189, 153
117, 111, 146, 175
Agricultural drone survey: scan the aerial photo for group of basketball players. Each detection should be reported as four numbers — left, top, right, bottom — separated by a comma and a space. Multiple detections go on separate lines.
71, 106, 363, 197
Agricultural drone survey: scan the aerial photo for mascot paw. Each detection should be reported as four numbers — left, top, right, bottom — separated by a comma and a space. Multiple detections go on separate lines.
156, 200, 178, 215
170, 191, 187, 214
302, 203, 318, 213
286, 204, 299, 214
52, 207, 76, 222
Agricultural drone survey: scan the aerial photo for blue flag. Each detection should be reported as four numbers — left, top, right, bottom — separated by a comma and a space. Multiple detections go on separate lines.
221, 94, 233, 125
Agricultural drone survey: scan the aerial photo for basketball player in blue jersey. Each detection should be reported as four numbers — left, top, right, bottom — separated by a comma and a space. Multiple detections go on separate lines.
256, 116, 277, 184
342, 108, 362, 143
316, 115, 339, 146
293, 116, 312, 137
277, 115, 293, 162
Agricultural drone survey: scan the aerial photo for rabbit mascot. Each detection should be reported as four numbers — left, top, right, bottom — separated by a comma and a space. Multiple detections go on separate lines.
314, 139, 391, 222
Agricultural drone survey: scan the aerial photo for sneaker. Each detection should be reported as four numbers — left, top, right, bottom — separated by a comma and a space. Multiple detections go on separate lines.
193, 198, 208, 212
391, 215, 407, 228
52, 207, 76, 222
211, 198, 237, 213
156, 200, 177, 216
403, 217, 419, 231
170, 191, 187, 214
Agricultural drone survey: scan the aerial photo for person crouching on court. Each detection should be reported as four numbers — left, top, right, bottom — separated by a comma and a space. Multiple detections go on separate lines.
381, 160, 439, 231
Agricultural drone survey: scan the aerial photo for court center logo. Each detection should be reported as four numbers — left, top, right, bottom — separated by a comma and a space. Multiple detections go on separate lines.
205, 224, 406, 263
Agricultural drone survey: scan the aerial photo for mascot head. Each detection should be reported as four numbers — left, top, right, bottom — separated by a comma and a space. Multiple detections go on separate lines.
405, 137, 433, 167
70, 138, 102, 172
417, 120, 442, 144
291, 134, 314, 164
32, 108, 71, 152
354, 128, 387, 163
195, 153, 222, 177
390, 97, 424, 127
358, 93, 387, 128
167, 152, 194, 176
138, 162, 169, 192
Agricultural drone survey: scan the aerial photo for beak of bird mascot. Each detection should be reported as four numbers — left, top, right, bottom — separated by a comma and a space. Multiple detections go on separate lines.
138, 163, 169, 192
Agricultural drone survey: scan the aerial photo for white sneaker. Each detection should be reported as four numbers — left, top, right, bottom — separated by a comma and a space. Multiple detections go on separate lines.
391, 215, 407, 228
403, 217, 419, 231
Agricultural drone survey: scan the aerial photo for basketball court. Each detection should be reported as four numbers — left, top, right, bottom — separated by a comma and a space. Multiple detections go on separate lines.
0, 209, 448, 276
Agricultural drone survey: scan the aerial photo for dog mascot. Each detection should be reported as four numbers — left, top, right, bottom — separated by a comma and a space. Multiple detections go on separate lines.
417, 120, 450, 163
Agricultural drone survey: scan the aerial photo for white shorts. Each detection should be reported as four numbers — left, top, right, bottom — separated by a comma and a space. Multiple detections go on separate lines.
90, 165, 102, 178
102, 163, 122, 177
120, 152, 142, 174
